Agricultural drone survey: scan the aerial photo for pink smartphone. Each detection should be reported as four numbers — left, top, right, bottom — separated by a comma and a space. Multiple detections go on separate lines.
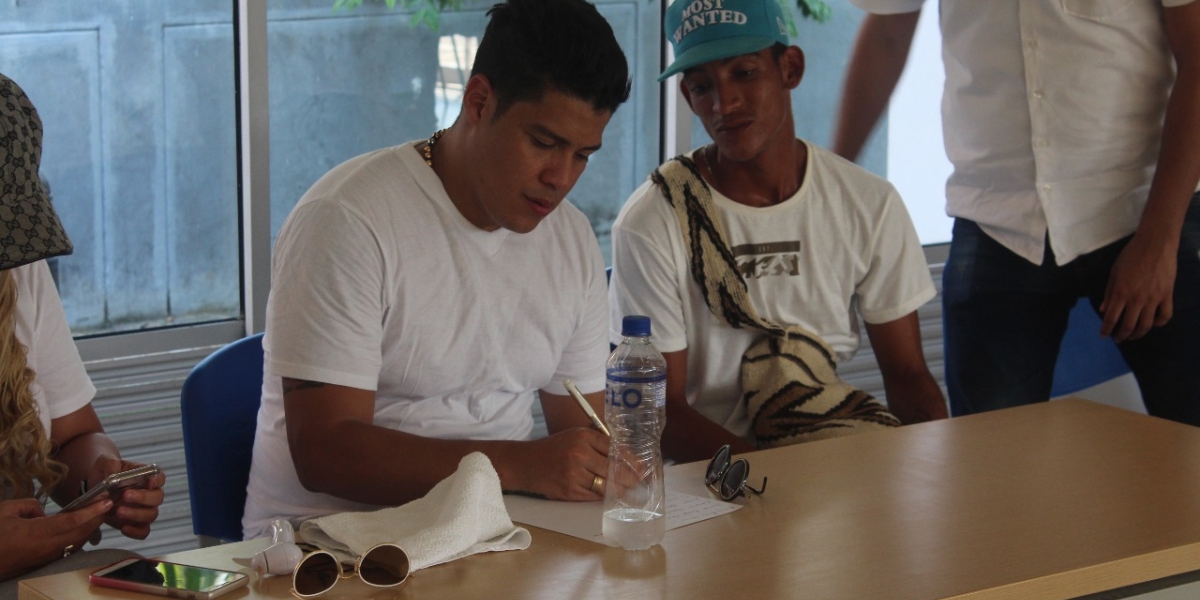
90, 558, 249, 600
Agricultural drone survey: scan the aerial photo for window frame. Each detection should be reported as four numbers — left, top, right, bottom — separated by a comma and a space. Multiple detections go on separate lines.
78, 0, 948, 359
76, 0, 267, 360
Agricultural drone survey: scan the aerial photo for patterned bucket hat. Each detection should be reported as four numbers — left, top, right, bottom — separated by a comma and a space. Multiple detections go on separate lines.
0, 72, 73, 271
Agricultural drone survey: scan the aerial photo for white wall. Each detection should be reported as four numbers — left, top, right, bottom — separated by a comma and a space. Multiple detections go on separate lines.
886, 6, 952, 246
1057, 374, 1145, 414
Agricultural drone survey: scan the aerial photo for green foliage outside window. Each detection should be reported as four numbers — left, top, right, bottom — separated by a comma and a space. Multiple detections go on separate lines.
795, 0, 831, 24
334, 0, 831, 32
333, 0, 463, 30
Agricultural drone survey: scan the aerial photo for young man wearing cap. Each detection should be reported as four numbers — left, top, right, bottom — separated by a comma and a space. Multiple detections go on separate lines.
242, 0, 630, 538
609, 0, 946, 462
833, 2, 1200, 423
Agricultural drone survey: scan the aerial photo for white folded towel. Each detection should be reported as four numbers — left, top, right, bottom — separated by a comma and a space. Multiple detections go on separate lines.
298, 452, 531, 571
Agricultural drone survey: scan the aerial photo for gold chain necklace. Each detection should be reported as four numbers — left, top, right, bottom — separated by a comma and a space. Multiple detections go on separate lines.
423, 129, 446, 167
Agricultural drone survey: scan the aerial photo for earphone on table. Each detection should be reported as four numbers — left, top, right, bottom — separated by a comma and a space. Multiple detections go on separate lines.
250, 519, 304, 576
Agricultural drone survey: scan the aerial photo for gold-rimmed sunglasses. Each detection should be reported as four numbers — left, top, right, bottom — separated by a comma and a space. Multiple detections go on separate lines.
290, 543, 409, 598
705, 445, 768, 501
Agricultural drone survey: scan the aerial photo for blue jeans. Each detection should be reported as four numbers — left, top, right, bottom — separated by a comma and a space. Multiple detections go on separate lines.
942, 192, 1200, 426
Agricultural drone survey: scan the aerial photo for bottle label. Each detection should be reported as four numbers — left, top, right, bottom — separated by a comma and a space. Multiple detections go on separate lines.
606, 375, 666, 409
607, 385, 645, 409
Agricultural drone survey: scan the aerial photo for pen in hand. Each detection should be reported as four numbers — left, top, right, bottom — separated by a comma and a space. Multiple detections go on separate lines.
563, 378, 611, 436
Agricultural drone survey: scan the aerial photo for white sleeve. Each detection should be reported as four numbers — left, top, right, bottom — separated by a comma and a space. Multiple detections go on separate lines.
266, 199, 386, 391
854, 187, 936, 324
609, 181, 690, 353
847, 0, 927, 14
545, 221, 610, 396
19, 261, 94, 420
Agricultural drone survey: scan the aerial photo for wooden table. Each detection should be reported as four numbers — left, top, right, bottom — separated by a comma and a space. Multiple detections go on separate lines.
20, 399, 1200, 600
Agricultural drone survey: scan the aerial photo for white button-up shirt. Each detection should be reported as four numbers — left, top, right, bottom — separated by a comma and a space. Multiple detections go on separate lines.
850, 0, 1198, 265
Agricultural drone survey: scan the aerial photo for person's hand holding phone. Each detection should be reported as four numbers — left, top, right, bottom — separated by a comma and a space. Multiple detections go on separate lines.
85, 457, 166, 540
0, 497, 111, 581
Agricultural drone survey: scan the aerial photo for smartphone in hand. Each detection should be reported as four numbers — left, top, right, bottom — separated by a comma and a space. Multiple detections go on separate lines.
90, 558, 249, 600
60, 464, 160, 513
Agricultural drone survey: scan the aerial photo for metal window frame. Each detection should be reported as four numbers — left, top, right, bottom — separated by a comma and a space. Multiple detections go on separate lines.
77, 0, 268, 362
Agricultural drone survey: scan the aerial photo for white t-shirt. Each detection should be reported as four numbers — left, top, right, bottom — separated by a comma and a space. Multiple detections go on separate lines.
13, 261, 95, 438
243, 141, 609, 538
609, 143, 935, 439
850, 0, 1200, 266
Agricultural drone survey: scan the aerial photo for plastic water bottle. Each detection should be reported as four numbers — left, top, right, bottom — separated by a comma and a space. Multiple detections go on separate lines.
602, 315, 667, 550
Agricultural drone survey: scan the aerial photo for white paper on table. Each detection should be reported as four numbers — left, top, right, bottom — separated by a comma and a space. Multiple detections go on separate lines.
503, 491, 740, 545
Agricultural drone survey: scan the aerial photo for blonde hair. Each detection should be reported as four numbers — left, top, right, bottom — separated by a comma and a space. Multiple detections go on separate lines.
0, 269, 66, 500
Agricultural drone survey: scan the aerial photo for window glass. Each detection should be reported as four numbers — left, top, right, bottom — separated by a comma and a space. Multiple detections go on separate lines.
0, 2, 241, 335
266, 0, 662, 263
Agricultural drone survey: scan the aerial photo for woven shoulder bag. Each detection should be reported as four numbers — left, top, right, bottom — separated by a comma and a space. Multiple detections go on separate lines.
651, 155, 900, 446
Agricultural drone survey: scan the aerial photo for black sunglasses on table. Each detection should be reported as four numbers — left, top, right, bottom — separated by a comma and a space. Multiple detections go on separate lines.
705, 445, 768, 501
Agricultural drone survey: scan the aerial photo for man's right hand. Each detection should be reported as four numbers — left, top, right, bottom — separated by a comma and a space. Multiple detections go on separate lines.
285, 379, 616, 506
0, 497, 112, 581
499, 427, 609, 501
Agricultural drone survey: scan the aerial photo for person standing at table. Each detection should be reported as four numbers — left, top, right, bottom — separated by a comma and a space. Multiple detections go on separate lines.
608, 0, 947, 465
0, 73, 166, 598
832, 1, 1200, 423
241, 0, 631, 537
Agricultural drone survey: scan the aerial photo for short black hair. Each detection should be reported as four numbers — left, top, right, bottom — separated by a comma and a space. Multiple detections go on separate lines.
471, 0, 632, 117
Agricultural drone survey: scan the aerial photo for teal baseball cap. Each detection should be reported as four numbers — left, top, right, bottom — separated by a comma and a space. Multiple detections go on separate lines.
660, 0, 790, 81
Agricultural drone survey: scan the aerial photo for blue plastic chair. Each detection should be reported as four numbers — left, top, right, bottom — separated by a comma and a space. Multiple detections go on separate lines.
1050, 299, 1131, 397
180, 333, 264, 546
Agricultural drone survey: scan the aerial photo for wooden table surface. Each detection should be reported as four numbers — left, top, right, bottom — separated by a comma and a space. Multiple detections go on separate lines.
21, 398, 1200, 600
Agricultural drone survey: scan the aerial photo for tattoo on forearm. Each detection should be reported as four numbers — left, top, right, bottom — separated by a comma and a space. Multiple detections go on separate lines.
503, 489, 548, 500
282, 378, 326, 395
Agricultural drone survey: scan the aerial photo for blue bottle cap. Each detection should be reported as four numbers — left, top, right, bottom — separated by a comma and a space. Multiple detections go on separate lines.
621, 315, 652, 337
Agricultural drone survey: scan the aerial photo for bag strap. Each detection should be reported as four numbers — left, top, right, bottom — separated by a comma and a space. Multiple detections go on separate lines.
652, 154, 900, 446
651, 154, 838, 360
